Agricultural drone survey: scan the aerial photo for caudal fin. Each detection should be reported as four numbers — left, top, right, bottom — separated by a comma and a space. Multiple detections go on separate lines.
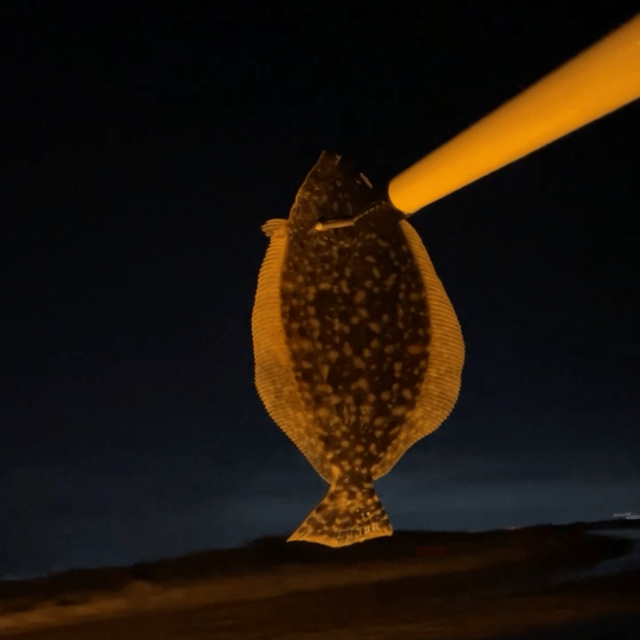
288, 482, 392, 548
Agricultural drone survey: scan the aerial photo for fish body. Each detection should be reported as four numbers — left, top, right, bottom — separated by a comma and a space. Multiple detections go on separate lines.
252, 151, 464, 547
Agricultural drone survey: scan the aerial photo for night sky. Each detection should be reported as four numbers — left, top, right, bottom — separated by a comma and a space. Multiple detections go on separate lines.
2, 3, 639, 580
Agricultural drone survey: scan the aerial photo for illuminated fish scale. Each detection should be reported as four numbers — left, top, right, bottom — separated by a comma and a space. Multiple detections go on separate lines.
252, 151, 464, 548
282, 213, 429, 471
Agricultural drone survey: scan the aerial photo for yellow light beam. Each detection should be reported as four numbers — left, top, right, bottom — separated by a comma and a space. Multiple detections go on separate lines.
388, 14, 640, 215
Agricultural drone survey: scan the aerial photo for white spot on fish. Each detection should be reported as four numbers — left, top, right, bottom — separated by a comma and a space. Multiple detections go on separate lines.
351, 378, 368, 391
384, 273, 397, 288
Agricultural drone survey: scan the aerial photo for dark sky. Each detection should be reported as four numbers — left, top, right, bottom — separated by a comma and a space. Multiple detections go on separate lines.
2, 3, 639, 579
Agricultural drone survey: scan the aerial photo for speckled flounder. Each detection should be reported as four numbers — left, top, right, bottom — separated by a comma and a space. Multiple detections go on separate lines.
251, 151, 464, 548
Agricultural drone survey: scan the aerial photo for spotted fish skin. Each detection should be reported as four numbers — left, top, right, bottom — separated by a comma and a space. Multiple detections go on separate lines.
252, 151, 464, 548
288, 470, 390, 547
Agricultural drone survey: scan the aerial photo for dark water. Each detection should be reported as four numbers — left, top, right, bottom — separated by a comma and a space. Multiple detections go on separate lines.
493, 613, 640, 640
553, 528, 640, 584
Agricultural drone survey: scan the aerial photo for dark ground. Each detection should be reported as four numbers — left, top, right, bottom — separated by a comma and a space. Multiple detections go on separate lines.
1, 522, 639, 639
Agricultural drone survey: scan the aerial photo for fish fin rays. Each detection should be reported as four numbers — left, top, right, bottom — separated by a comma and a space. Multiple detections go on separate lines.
288, 481, 392, 548
373, 219, 465, 479
251, 221, 332, 483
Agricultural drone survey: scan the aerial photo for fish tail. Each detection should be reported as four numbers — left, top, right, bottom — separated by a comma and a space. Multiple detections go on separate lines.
288, 481, 392, 548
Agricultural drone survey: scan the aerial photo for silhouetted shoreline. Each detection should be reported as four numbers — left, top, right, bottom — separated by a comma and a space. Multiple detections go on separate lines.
0, 519, 638, 638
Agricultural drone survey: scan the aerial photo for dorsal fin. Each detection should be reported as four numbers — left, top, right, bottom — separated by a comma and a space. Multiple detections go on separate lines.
252, 216, 334, 482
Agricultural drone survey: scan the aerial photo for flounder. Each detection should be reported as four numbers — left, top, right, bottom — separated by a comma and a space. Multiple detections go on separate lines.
252, 151, 464, 548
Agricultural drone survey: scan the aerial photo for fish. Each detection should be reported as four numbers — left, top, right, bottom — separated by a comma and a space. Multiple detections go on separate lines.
251, 151, 464, 548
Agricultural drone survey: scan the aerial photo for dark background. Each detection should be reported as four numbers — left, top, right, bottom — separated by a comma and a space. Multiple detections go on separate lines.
2, 3, 638, 579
